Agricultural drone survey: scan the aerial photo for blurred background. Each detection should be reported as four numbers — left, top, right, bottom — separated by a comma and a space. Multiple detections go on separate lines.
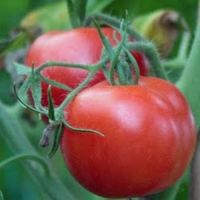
0, 0, 199, 199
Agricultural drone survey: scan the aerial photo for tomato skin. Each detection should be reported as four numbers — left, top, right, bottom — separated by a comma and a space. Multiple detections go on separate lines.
61, 77, 196, 198
25, 27, 149, 107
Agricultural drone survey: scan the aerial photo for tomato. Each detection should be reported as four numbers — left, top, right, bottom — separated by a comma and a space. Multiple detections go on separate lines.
61, 76, 196, 198
25, 27, 149, 107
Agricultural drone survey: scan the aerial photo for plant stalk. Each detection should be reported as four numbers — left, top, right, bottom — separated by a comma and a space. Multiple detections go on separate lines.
176, 22, 200, 127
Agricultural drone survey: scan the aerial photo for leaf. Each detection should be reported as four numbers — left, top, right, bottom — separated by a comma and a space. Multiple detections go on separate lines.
14, 62, 31, 75
17, 76, 31, 98
31, 69, 43, 111
93, 19, 114, 57
47, 86, 55, 120
48, 123, 63, 158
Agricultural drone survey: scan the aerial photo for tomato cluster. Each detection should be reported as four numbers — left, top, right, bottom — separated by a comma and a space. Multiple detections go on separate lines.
25, 27, 149, 106
25, 27, 196, 198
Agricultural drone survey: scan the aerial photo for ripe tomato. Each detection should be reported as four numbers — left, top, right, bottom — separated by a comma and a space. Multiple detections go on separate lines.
61, 77, 196, 198
25, 27, 149, 107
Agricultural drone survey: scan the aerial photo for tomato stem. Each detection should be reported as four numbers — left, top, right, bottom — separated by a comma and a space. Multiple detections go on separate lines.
84, 13, 143, 41
36, 61, 92, 72
14, 83, 47, 115
56, 65, 102, 118
63, 120, 104, 137
124, 47, 140, 84
109, 31, 127, 85
94, 18, 140, 85
93, 19, 115, 58
127, 41, 167, 80
40, 74, 72, 92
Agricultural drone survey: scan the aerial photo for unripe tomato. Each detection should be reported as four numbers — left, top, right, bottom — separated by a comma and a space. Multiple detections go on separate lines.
25, 27, 149, 107
61, 77, 196, 198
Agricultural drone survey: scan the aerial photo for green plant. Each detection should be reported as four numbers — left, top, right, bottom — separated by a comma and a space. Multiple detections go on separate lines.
1, 0, 200, 200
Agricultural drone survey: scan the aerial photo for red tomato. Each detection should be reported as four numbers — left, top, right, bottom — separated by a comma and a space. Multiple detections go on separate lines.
61, 76, 196, 198
25, 27, 149, 107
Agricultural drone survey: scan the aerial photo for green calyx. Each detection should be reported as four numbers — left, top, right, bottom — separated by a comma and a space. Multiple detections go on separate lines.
15, 16, 164, 157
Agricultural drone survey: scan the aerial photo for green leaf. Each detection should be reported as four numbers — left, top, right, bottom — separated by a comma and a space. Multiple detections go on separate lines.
14, 62, 31, 75
48, 123, 63, 158
31, 70, 42, 111
93, 19, 114, 57
14, 84, 41, 113
47, 86, 55, 121
17, 76, 31, 98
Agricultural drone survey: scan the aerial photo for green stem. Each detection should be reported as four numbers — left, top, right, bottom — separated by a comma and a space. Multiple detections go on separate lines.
176, 22, 200, 127
109, 32, 127, 85
124, 47, 140, 84
0, 154, 50, 176
39, 74, 72, 92
0, 101, 75, 200
177, 32, 191, 60
14, 84, 47, 114
84, 13, 143, 41
56, 66, 100, 119
127, 42, 167, 80
93, 19, 115, 57
63, 120, 104, 136
163, 58, 185, 69
37, 61, 92, 72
